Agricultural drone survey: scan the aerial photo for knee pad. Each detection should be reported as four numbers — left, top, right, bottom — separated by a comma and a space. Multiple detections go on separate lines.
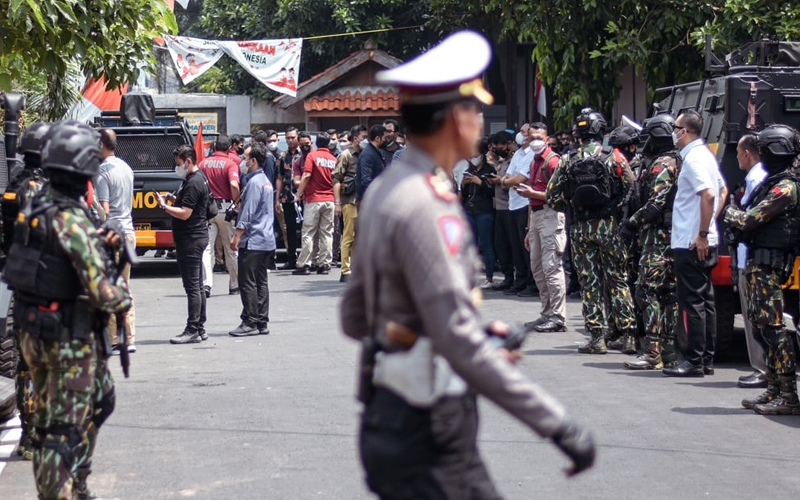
91, 388, 115, 429
39, 424, 83, 469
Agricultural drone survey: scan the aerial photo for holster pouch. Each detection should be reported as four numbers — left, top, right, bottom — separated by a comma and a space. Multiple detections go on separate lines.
69, 301, 94, 341
21, 306, 63, 341
751, 248, 790, 273
357, 337, 379, 404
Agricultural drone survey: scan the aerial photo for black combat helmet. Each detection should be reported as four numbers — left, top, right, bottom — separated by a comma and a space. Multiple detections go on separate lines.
19, 122, 51, 157
757, 124, 800, 173
641, 113, 676, 156
575, 108, 606, 140
42, 126, 102, 178
608, 125, 638, 147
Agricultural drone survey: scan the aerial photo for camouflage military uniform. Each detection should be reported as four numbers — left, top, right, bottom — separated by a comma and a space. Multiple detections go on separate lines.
547, 140, 636, 353
724, 174, 800, 415
2, 169, 47, 461
623, 154, 680, 369
15, 188, 131, 500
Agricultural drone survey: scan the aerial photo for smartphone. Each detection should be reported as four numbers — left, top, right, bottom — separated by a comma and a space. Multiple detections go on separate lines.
515, 183, 531, 190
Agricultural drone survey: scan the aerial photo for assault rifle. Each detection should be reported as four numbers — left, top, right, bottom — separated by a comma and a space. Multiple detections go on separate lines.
724, 194, 741, 293
103, 220, 139, 378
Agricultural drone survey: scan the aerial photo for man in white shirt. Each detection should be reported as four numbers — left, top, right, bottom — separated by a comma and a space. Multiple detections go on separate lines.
97, 129, 137, 354
733, 134, 768, 388
664, 110, 728, 377
501, 123, 537, 296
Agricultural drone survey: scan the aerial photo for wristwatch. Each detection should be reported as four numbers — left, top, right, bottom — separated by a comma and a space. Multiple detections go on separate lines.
698, 230, 709, 238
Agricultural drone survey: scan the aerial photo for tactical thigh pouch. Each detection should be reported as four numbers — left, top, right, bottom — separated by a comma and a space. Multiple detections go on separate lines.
16, 301, 93, 341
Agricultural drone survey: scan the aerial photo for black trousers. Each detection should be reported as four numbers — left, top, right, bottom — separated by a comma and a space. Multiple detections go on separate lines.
494, 209, 515, 281
176, 237, 208, 333
509, 207, 532, 289
282, 202, 299, 264
674, 247, 717, 366
360, 389, 502, 500
238, 248, 272, 327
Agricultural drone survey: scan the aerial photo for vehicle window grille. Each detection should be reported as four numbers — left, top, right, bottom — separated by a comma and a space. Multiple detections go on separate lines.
115, 134, 188, 172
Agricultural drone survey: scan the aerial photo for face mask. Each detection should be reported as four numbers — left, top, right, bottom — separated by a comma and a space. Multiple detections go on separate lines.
469, 156, 482, 167
175, 164, 188, 179
495, 149, 508, 159
267, 141, 278, 152
671, 130, 681, 146
359, 139, 369, 150
382, 139, 395, 149
301, 144, 311, 153
530, 139, 546, 154
329, 141, 338, 151
515, 132, 525, 146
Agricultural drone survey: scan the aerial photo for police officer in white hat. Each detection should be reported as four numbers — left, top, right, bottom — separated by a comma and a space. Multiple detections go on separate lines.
340, 30, 595, 499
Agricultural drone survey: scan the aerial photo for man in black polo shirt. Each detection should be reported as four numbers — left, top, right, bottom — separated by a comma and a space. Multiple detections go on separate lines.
157, 145, 211, 344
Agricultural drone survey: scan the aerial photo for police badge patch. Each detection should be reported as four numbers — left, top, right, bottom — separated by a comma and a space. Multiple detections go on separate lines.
437, 215, 464, 255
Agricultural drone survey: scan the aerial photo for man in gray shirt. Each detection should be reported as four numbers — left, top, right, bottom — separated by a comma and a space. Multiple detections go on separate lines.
97, 128, 137, 353
229, 142, 276, 337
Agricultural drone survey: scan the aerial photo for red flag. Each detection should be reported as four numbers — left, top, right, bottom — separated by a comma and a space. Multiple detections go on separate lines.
194, 123, 206, 163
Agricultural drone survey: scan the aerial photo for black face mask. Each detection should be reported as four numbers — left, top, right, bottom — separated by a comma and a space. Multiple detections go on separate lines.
300, 145, 311, 153
495, 148, 508, 159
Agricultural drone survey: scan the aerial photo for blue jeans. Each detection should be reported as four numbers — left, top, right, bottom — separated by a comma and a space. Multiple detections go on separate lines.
467, 212, 495, 280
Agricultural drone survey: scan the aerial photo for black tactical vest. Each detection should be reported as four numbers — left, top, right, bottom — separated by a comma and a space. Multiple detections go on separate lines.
3, 193, 84, 301
0, 168, 44, 256
743, 171, 800, 251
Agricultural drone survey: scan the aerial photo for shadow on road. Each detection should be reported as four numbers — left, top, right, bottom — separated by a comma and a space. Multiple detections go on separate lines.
675, 381, 739, 389
671, 406, 748, 416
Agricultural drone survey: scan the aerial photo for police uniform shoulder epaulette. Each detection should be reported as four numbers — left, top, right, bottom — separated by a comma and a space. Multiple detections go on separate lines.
426, 168, 457, 203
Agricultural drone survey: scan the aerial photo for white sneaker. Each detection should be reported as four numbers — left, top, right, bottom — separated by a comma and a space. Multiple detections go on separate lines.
128, 344, 137, 353
479, 279, 493, 289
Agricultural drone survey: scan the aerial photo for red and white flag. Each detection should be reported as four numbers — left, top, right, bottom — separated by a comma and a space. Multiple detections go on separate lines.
69, 76, 128, 123
217, 39, 303, 97
535, 67, 546, 118
164, 35, 225, 85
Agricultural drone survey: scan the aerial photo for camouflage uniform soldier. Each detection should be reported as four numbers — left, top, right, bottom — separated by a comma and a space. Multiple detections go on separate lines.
342, 31, 595, 499
1, 122, 51, 461
4, 124, 131, 500
620, 114, 681, 370
723, 124, 800, 415
547, 109, 637, 354
605, 125, 642, 353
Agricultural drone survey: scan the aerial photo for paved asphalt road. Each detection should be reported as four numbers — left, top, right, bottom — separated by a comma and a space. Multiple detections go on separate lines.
1, 257, 799, 500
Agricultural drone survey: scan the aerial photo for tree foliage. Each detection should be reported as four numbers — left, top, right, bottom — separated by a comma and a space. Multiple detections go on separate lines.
1, 0, 178, 120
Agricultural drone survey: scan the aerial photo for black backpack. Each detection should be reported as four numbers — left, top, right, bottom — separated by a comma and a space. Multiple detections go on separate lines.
567, 149, 618, 211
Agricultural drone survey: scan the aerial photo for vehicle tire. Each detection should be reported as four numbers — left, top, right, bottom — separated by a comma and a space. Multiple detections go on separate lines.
714, 284, 737, 360
0, 300, 17, 424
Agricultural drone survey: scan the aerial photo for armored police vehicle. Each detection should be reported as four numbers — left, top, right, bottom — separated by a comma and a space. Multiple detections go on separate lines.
95, 92, 192, 255
654, 38, 800, 356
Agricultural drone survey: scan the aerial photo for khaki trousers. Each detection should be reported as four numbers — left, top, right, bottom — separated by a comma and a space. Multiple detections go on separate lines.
528, 206, 567, 324
203, 209, 238, 290
109, 232, 136, 345
297, 201, 335, 268
341, 203, 358, 274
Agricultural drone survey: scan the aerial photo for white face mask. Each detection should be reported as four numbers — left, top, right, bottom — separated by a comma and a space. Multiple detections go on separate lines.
175, 164, 188, 179
469, 156, 482, 167
267, 141, 278, 152
359, 138, 369, 150
672, 129, 683, 146
515, 132, 525, 146
530, 139, 546, 154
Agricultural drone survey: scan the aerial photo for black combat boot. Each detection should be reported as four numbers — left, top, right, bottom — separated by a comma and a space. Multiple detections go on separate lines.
753, 375, 800, 416
73, 467, 121, 500
624, 336, 662, 370
578, 331, 607, 354
661, 334, 678, 369
621, 332, 637, 355
605, 331, 623, 351
742, 373, 779, 410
